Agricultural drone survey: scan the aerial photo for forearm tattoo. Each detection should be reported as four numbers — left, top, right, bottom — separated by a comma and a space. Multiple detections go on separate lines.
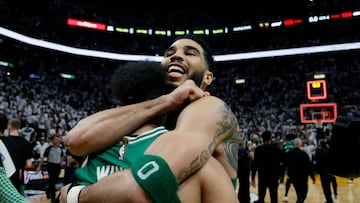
177, 102, 240, 182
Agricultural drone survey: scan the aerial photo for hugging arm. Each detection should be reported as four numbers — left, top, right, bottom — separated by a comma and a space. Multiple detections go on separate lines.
76, 96, 239, 202
144, 95, 239, 182
66, 80, 208, 156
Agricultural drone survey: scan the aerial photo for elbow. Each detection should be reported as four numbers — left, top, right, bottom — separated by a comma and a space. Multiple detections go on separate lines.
66, 131, 87, 156
127, 184, 153, 203
128, 194, 152, 203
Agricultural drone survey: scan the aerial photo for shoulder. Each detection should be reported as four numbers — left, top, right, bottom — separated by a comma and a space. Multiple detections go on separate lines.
186, 96, 225, 109
178, 95, 238, 133
181, 96, 234, 120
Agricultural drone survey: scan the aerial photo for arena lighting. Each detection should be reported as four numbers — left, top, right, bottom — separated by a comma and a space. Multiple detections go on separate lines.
64, 9, 360, 36
308, 15, 330, 23
166, 30, 171, 36
314, 73, 326, 79
214, 42, 360, 61
174, 30, 186, 35
0, 60, 14, 68
135, 29, 148, 34
106, 26, 114, 32
192, 29, 205, 35
115, 27, 130, 33
154, 30, 166, 35
129, 28, 134, 34
270, 21, 282, 28
341, 11, 353, 18
0, 27, 161, 62
67, 18, 106, 31
1, 26, 360, 62
204, 29, 210, 35
258, 22, 270, 29
233, 25, 252, 31
60, 73, 75, 79
310, 11, 356, 23
235, 78, 245, 84
283, 19, 303, 26
353, 11, 360, 16
330, 14, 341, 19
212, 29, 223, 34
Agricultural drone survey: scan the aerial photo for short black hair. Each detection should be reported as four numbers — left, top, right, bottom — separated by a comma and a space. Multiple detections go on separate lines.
261, 131, 272, 142
286, 133, 296, 141
173, 35, 215, 72
0, 113, 7, 132
111, 61, 176, 105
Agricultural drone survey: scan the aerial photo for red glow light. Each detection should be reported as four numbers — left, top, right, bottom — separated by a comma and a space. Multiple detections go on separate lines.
300, 103, 337, 123
341, 11, 353, 18
306, 80, 327, 100
330, 14, 341, 19
283, 19, 294, 26
283, 18, 302, 26
67, 18, 106, 31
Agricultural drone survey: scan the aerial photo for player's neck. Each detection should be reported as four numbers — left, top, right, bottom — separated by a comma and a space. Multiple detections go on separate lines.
9, 131, 20, 136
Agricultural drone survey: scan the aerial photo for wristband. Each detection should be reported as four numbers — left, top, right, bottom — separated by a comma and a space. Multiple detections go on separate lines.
67, 183, 79, 193
131, 155, 180, 203
67, 185, 85, 203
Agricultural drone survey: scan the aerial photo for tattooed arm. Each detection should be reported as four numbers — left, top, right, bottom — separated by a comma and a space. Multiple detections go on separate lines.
145, 95, 239, 182
75, 96, 240, 202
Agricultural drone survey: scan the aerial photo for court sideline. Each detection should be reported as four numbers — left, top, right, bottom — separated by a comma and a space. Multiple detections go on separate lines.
26, 174, 360, 203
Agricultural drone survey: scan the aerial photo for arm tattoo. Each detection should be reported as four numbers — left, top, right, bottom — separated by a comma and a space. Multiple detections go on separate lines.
176, 102, 240, 182
214, 103, 240, 172
221, 104, 240, 172
178, 150, 211, 181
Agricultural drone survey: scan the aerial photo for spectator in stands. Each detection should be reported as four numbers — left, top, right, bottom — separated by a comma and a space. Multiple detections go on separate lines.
32, 136, 50, 160
20, 121, 35, 142
0, 118, 33, 196
0, 113, 28, 203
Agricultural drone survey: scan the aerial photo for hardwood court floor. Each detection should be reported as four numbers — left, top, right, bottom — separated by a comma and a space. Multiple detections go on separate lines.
27, 175, 360, 203
248, 175, 360, 203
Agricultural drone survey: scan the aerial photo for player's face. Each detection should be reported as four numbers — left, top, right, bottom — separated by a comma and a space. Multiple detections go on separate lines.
161, 39, 212, 89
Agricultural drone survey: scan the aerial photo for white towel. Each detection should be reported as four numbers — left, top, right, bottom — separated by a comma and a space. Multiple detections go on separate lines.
0, 139, 16, 177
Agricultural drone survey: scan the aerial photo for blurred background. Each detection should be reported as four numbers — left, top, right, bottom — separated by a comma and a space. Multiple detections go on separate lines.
0, 0, 360, 202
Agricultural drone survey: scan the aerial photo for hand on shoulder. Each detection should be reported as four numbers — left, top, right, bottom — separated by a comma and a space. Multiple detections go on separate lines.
168, 80, 210, 106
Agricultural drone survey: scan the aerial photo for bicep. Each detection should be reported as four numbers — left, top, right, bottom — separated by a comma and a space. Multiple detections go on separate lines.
145, 96, 236, 182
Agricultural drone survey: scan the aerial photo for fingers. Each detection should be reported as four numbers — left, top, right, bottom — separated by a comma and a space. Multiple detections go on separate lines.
184, 80, 207, 102
169, 79, 207, 106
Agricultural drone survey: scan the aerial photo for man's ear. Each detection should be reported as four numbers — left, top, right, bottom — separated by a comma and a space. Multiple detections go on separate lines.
204, 71, 213, 86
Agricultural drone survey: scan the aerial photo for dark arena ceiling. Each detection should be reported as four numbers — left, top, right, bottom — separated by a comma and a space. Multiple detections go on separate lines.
1, 0, 360, 55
